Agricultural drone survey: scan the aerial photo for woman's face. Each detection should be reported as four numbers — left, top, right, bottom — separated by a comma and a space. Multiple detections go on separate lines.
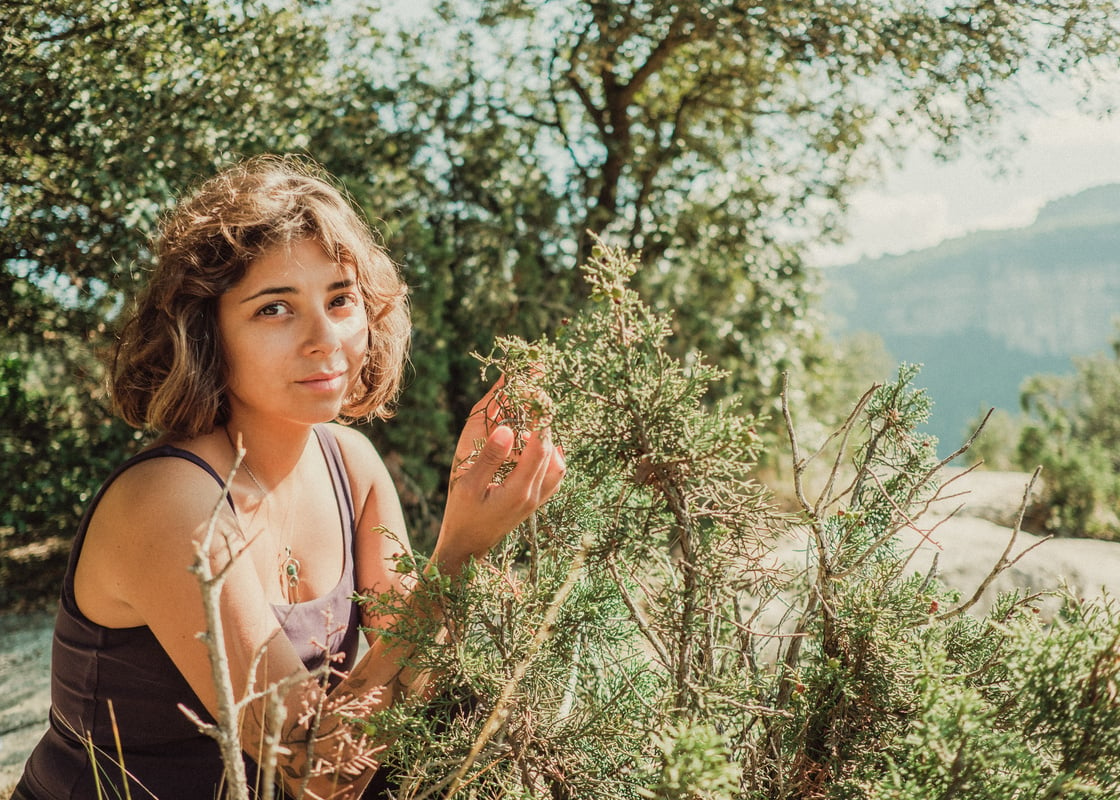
217, 238, 369, 430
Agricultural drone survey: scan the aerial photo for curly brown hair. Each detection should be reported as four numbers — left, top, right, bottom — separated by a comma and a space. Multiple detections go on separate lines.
112, 155, 410, 438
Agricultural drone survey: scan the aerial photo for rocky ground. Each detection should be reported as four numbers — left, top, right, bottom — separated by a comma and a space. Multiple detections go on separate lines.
895, 468, 1120, 618
2, 468, 1119, 795
0, 608, 53, 795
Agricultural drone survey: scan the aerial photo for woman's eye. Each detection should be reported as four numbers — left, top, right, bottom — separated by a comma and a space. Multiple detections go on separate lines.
331, 293, 360, 309
257, 302, 287, 317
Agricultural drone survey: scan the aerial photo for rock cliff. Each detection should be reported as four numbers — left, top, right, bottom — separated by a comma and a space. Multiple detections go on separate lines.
823, 184, 1120, 450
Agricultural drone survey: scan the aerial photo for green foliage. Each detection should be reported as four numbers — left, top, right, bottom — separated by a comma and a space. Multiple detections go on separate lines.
1, 0, 336, 301
867, 597, 1120, 799
333, 0, 1120, 524
358, 240, 772, 797
644, 721, 742, 800
355, 247, 1120, 800
976, 338, 1120, 539
0, 353, 140, 606
5, 3, 1120, 790
6, 0, 1120, 568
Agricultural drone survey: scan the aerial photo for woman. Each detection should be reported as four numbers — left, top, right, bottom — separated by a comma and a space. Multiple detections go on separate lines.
14, 156, 565, 799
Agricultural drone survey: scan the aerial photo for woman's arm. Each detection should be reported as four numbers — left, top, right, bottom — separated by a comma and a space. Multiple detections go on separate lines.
86, 388, 562, 798
82, 456, 376, 797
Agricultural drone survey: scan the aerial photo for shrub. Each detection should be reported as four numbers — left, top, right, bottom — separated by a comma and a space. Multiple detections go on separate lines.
1009, 346, 1120, 539
0, 353, 140, 606
348, 243, 1120, 800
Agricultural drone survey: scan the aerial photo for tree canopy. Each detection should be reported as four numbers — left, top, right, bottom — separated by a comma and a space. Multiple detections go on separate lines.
3, 0, 1120, 555
0, 0, 346, 587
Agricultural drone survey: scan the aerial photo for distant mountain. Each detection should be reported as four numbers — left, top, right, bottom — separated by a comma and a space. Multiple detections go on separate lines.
823, 184, 1120, 453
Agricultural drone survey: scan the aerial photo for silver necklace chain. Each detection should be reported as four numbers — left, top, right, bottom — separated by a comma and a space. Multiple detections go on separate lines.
223, 425, 268, 495
240, 458, 269, 496
223, 425, 301, 602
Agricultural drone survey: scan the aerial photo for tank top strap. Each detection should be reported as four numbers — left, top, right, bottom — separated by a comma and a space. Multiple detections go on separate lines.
267, 425, 360, 677
312, 424, 356, 554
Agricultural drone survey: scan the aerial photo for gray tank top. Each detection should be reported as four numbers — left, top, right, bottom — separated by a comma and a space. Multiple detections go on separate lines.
17, 425, 361, 799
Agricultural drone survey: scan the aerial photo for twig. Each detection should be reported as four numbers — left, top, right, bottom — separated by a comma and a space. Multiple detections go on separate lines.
556, 633, 582, 719
831, 469, 946, 580
185, 437, 253, 800
780, 373, 813, 516
893, 461, 981, 532
181, 436, 347, 799
527, 512, 540, 591
606, 554, 672, 667
938, 467, 1048, 621
917, 553, 940, 594
812, 383, 881, 518
832, 423, 986, 566
780, 375, 832, 580
898, 409, 993, 516
778, 374, 835, 714
440, 532, 594, 799
255, 683, 289, 800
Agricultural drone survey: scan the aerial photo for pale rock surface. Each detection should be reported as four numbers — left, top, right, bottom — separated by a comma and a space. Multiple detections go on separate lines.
747, 468, 1120, 657
898, 468, 1120, 617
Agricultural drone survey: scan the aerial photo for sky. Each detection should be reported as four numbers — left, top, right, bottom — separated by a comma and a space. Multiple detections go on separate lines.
810, 75, 1120, 268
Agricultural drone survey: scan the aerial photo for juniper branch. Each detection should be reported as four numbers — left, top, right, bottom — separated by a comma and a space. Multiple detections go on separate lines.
439, 531, 594, 799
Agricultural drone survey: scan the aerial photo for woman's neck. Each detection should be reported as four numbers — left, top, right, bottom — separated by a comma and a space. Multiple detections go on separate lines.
222, 418, 318, 493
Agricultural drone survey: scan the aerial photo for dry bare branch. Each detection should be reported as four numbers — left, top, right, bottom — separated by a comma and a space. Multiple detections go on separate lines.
187, 439, 254, 800
938, 467, 1048, 621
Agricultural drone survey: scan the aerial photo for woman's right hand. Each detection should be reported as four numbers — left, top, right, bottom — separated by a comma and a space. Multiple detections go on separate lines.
432, 381, 565, 572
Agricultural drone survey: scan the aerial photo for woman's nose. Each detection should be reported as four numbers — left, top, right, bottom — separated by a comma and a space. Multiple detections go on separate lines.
302, 309, 341, 355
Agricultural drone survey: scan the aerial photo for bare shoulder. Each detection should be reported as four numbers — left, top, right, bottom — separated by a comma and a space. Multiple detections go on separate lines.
324, 423, 408, 551
324, 423, 390, 487
90, 452, 238, 573
77, 450, 238, 627
96, 452, 231, 535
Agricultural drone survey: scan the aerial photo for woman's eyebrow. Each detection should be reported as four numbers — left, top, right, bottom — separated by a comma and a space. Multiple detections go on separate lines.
240, 285, 295, 303
239, 279, 355, 304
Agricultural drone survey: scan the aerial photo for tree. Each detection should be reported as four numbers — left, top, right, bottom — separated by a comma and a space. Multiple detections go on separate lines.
324, 0, 1120, 518
0, 0, 351, 581
961, 327, 1120, 540
1015, 339, 1120, 539
0, 0, 347, 305
5, 0, 1120, 567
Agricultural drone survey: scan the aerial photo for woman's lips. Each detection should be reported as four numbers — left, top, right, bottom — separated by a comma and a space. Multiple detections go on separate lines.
297, 371, 346, 392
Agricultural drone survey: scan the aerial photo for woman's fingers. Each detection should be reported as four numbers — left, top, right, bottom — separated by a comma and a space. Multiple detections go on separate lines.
542, 444, 566, 498
526, 431, 559, 496
439, 429, 565, 568
458, 425, 515, 487
453, 378, 565, 506
497, 428, 564, 508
